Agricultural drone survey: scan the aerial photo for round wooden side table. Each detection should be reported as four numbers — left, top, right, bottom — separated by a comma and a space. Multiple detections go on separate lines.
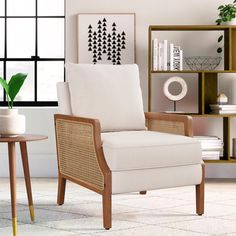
0, 134, 48, 236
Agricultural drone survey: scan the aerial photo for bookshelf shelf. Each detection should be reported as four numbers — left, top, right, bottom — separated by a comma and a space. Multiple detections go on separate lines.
148, 25, 236, 164
168, 113, 236, 117
151, 70, 236, 73
204, 159, 236, 163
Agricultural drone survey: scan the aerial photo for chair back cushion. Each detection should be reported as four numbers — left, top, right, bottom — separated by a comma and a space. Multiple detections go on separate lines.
57, 82, 72, 115
66, 63, 146, 131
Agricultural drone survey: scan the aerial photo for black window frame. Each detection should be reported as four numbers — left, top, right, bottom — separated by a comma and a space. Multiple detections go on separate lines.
0, 0, 65, 107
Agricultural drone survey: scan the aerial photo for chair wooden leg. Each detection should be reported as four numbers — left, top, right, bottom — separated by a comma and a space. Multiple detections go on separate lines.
102, 172, 112, 230
102, 191, 111, 230
57, 174, 66, 205
196, 163, 205, 215
139, 191, 147, 195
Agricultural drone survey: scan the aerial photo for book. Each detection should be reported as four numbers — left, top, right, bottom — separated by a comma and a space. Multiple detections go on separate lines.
173, 46, 181, 71
194, 136, 220, 140
152, 38, 158, 71
211, 110, 236, 114
179, 49, 183, 71
210, 104, 236, 110
202, 151, 220, 160
169, 43, 174, 70
194, 136, 223, 160
163, 40, 168, 71
158, 42, 164, 70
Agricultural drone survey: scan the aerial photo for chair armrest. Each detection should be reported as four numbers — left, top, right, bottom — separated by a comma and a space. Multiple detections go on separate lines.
54, 114, 111, 193
145, 112, 193, 137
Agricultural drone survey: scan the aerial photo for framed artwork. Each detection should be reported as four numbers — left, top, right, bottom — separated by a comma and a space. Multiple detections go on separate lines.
77, 13, 136, 64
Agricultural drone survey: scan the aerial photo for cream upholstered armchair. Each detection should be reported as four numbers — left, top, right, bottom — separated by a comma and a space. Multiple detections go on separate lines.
54, 63, 204, 230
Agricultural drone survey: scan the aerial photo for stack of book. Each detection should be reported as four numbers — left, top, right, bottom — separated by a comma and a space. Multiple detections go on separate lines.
210, 104, 236, 114
193, 136, 223, 160
152, 38, 183, 71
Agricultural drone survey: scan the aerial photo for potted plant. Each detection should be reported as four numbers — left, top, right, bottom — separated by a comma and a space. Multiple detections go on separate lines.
216, 0, 236, 25
0, 73, 27, 137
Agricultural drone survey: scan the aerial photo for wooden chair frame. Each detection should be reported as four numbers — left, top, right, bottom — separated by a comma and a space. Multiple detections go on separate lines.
54, 112, 205, 230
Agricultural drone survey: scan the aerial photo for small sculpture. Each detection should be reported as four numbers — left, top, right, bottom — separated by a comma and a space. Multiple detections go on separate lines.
217, 93, 228, 104
163, 76, 188, 112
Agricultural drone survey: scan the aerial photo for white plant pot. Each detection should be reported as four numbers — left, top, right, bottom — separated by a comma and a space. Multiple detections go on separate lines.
222, 18, 236, 25
0, 109, 25, 137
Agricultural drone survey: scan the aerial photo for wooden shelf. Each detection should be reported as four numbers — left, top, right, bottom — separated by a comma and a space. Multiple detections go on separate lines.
162, 113, 236, 117
148, 25, 236, 164
151, 70, 236, 74
204, 159, 236, 163
190, 113, 236, 117
149, 25, 236, 31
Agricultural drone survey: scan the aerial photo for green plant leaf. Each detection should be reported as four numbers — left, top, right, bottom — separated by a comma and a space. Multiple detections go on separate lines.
216, 19, 222, 25
8, 73, 27, 103
218, 35, 223, 42
218, 5, 224, 9
0, 77, 9, 94
217, 47, 223, 53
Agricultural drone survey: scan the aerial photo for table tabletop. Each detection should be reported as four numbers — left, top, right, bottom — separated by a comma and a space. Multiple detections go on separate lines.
0, 134, 48, 143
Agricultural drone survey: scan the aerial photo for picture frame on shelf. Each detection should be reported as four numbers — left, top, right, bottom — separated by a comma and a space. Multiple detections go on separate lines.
77, 13, 136, 65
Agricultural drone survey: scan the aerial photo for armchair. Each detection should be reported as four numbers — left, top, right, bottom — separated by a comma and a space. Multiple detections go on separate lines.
54, 63, 204, 230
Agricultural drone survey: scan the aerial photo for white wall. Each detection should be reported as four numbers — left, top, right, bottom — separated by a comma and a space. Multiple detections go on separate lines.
1, 0, 235, 178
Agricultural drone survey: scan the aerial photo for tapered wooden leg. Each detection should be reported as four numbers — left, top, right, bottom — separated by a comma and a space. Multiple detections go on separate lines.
8, 142, 17, 236
196, 163, 205, 215
57, 174, 66, 205
139, 191, 147, 195
103, 173, 112, 230
20, 142, 34, 222
103, 192, 111, 230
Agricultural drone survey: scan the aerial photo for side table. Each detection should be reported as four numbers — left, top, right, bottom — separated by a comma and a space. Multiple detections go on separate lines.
0, 134, 48, 236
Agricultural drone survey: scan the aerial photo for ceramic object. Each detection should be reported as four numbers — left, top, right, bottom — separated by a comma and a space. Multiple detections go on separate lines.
163, 76, 188, 101
217, 93, 228, 104
0, 109, 25, 137
222, 18, 236, 25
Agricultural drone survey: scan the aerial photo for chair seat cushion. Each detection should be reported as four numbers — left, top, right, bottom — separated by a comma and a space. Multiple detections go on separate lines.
102, 131, 202, 171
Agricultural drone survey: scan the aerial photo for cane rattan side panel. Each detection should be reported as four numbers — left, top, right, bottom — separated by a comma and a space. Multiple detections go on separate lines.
147, 119, 185, 136
56, 119, 104, 190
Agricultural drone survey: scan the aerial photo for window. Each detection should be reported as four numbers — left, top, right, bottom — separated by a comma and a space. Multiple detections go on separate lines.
0, 0, 65, 106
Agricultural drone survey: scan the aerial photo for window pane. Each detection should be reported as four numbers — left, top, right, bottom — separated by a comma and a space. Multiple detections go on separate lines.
0, 19, 4, 58
0, 62, 3, 101
7, 19, 35, 58
6, 61, 34, 101
0, 0, 4, 16
37, 61, 64, 101
7, 0, 35, 16
38, 0, 64, 16
38, 19, 64, 58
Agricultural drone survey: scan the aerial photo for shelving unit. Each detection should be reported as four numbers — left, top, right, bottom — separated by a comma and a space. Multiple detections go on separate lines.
148, 25, 236, 163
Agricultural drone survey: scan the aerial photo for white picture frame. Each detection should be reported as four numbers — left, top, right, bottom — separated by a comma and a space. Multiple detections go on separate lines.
77, 13, 136, 64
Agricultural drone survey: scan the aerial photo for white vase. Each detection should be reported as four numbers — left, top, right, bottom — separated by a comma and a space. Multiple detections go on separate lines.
0, 109, 25, 137
222, 18, 236, 25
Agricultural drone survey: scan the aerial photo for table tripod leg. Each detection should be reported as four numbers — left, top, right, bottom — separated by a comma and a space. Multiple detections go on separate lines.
8, 142, 17, 236
20, 142, 34, 222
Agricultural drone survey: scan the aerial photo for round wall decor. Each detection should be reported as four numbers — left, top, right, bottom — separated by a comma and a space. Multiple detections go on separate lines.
163, 76, 188, 101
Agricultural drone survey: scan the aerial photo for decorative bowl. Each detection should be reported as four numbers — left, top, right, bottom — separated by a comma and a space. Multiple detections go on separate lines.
184, 56, 222, 71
